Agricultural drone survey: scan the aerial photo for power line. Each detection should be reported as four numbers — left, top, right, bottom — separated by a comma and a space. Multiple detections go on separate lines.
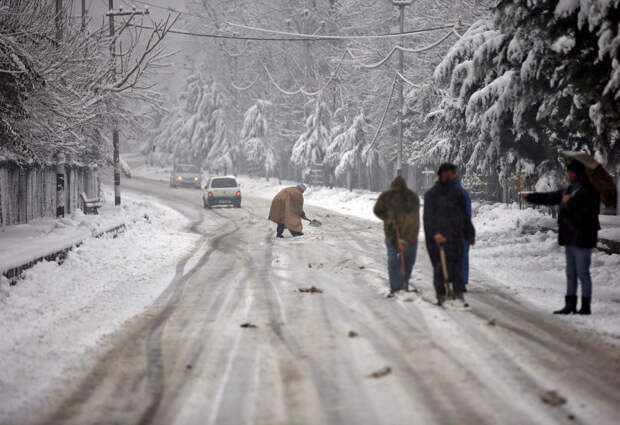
396, 71, 419, 88
261, 50, 348, 97
121, 0, 458, 42
364, 74, 398, 154
345, 30, 454, 69
127, 22, 459, 42
120, 0, 211, 20
225, 21, 458, 41
231, 74, 261, 91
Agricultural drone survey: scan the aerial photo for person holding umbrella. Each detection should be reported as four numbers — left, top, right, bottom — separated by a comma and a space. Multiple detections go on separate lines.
373, 176, 420, 296
521, 159, 601, 315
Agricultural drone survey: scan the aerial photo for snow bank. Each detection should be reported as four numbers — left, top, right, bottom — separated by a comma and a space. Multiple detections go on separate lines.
0, 208, 124, 273
471, 202, 620, 344
0, 190, 199, 423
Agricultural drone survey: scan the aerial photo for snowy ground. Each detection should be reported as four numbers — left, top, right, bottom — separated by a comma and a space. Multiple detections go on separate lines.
0, 203, 125, 273
0, 189, 199, 423
471, 202, 620, 344
130, 160, 620, 343
28, 174, 620, 425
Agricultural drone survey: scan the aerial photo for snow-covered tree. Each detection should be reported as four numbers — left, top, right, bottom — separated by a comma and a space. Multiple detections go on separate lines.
148, 73, 233, 173
291, 100, 331, 178
240, 100, 276, 177
332, 112, 367, 184
419, 0, 620, 186
0, 0, 174, 165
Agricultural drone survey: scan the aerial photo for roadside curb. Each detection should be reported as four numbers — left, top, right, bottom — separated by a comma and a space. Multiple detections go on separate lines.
2, 223, 126, 284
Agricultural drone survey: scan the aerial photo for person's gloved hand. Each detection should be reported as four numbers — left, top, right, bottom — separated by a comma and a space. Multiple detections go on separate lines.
300, 211, 308, 220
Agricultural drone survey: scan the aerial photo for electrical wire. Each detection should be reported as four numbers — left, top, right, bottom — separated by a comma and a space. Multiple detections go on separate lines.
260, 50, 347, 96
364, 75, 398, 155
120, 0, 212, 20
346, 30, 455, 69
396, 71, 419, 88
127, 22, 459, 42
224, 21, 458, 41
396, 30, 454, 53
231, 74, 261, 91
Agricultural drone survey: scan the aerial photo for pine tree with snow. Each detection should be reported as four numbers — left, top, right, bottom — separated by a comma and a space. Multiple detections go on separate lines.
291, 100, 331, 179
148, 73, 232, 173
421, 0, 620, 187
325, 112, 367, 189
240, 100, 277, 177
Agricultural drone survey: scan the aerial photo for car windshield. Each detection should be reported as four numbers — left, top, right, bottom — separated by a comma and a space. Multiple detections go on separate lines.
176, 165, 198, 173
211, 178, 237, 188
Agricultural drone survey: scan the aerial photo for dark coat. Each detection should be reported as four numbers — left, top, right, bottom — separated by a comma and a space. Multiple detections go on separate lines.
423, 180, 475, 264
527, 181, 600, 248
373, 176, 420, 247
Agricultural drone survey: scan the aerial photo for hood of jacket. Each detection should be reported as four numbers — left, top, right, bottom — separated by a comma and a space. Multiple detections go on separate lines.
390, 176, 408, 192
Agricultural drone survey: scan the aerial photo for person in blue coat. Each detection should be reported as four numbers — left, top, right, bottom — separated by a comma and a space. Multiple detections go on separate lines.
456, 177, 472, 291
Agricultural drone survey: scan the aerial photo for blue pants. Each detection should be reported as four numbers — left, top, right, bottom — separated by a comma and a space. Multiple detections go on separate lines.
462, 239, 470, 285
385, 239, 418, 292
565, 245, 592, 297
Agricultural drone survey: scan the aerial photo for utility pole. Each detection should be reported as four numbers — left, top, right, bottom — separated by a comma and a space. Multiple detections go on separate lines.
393, 0, 413, 177
106, 1, 149, 206
55, 0, 63, 41
81, 0, 86, 30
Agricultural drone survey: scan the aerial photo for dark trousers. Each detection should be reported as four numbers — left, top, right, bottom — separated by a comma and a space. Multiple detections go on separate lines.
432, 255, 464, 297
276, 223, 302, 237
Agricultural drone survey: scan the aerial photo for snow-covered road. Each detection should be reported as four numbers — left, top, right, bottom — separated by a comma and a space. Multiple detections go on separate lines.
37, 177, 620, 425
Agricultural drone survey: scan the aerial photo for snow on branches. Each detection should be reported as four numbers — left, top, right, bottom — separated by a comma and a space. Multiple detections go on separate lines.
416, 0, 620, 185
0, 0, 175, 165
148, 73, 234, 174
291, 100, 331, 178
240, 100, 276, 176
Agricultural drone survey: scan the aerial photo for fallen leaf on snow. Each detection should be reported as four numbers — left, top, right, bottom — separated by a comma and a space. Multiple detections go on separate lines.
298, 286, 323, 294
240, 322, 258, 328
541, 390, 566, 406
368, 366, 391, 378
348, 331, 359, 338
487, 318, 496, 326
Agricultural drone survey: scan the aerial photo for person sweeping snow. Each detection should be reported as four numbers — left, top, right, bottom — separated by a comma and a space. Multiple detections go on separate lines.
269, 184, 308, 238
373, 176, 420, 296
424, 164, 475, 306
521, 160, 600, 315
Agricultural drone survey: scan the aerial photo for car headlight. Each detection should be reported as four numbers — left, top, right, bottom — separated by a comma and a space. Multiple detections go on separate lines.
177, 176, 182, 180
194, 176, 199, 181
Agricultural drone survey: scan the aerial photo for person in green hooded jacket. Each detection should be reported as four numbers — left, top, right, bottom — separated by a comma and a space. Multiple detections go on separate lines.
373, 176, 421, 296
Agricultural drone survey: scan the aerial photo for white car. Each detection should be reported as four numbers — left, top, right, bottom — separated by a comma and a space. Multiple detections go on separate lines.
203, 176, 241, 208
